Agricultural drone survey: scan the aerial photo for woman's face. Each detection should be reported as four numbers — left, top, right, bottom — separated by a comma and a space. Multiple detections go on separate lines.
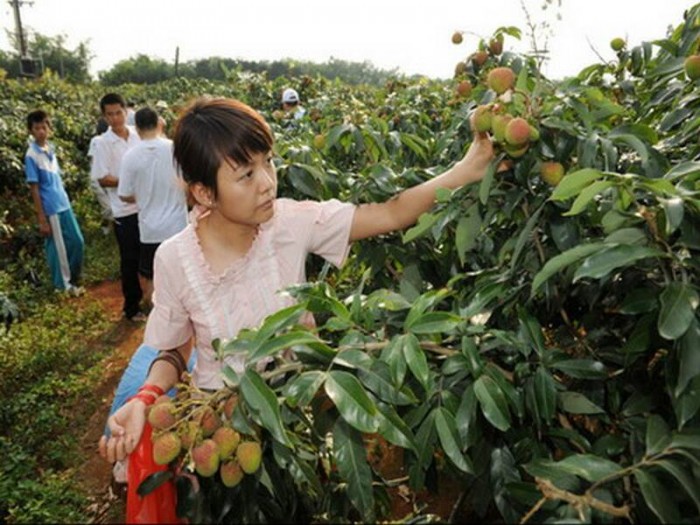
211, 150, 278, 227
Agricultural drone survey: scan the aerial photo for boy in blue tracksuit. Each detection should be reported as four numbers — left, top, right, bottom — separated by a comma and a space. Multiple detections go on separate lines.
24, 109, 85, 294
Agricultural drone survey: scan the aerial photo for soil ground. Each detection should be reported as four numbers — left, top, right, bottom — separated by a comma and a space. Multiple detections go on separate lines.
74, 280, 140, 523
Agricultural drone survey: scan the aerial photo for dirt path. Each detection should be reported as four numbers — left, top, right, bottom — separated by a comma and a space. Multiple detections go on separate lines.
73, 280, 143, 523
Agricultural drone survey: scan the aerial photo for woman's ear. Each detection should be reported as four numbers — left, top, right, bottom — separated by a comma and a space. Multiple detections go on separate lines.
190, 182, 215, 208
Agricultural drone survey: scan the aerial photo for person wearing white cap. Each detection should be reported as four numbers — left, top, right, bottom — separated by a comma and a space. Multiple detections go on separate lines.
281, 87, 306, 120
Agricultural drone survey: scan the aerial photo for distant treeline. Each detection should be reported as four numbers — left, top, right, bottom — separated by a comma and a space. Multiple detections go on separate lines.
0, 33, 406, 86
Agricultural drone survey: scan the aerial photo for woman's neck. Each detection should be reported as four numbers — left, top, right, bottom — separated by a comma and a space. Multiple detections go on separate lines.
196, 212, 259, 272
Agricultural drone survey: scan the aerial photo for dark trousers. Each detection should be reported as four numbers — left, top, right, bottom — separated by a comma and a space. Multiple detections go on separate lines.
114, 213, 142, 318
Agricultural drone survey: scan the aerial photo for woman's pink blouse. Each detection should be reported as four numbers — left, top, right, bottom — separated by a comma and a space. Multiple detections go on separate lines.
144, 198, 356, 389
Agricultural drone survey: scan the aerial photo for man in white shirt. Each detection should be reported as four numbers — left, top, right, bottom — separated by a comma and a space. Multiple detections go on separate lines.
118, 106, 188, 306
91, 92, 144, 321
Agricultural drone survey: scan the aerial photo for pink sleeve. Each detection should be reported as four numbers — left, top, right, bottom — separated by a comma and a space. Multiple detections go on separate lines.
144, 246, 193, 349
305, 199, 356, 267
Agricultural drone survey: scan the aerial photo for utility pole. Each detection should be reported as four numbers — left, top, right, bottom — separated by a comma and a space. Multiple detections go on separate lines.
174, 46, 179, 77
9, 0, 31, 57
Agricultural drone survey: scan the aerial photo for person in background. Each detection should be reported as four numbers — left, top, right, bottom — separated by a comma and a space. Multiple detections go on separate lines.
91, 92, 145, 322
117, 106, 188, 306
88, 116, 113, 234
24, 109, 85, 296
126, 101, 137, 126
281, 88, 306, 120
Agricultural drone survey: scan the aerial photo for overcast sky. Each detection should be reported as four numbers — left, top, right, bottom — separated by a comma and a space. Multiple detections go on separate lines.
0, 0, 695, 80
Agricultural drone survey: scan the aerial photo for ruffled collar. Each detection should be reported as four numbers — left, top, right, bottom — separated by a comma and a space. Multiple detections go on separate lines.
185, 204, 273, 284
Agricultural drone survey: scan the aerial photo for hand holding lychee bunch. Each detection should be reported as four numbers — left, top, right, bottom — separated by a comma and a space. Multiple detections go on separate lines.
147, 389, 263, 488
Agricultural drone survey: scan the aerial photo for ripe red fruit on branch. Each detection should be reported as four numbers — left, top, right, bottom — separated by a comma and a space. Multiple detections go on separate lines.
540, 162, 565, 186
504, 118, 531, 147
487, 67, 515, 94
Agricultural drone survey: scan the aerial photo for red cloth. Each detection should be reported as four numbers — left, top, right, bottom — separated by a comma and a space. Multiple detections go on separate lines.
126, 423, 182, 524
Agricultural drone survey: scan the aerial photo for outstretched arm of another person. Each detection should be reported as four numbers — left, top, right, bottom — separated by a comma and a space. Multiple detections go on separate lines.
350, 124, 496, 242
99, 342, 191, 463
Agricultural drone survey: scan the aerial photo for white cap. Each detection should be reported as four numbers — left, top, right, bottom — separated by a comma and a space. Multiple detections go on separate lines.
282, 88, 299, 104
155, 100, 168, 109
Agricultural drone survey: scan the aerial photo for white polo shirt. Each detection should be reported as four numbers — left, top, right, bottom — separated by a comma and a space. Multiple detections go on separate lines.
90, 126, 140, 218
117, 137, 188, 244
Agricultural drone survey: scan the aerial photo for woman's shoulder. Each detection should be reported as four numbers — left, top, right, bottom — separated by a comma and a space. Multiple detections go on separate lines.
155, 224, 195, 261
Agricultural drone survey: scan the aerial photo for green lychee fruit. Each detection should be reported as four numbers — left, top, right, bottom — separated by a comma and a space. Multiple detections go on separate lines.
237, 441, 263, 474
456, 80, 472, 98
313, 134, 326, 149
491, 114, 513, 143
222, 393, 239, 420
684, 55, 700, 80
454, 61, 466, 77
452, 31, 463, 45
540, 161, 565, 186
473, 105, 493, 133
200, 406, 222, 437
213, 427, 240, 459
504, 143, 529, 159
487, 67, 515, 94
610, 38, 626, 52
192, 439, 220, 477
220, 459, 245, 488
152, 432, 182, 465
504, 117, 531, 147
148, 401, 177, 430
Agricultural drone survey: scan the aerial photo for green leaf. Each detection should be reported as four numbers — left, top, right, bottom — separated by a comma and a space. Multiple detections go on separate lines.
325, 370, 379, 433
401, 333, 430, 392
474, 375, 511, 431
376, 402, 418, 453
283, 371, 327, 408
655, 459, 700, 513
333, 419, 375, 522
558, 391, 605, 414
518, 307, 545, 357
664, 161, 700, 181
669, 429, 700, 451
531, 243, 606, 293
248, 330, 326, 364
610, 133, 650, 166
553, 454, 622, 482
357, 362, 418, 406
137, 470, 173, 497
479, 154, 502, 205
677, 319, 700, 396
434, 407, 473, 473
253, 303, 306, 343
562, 180, 614, 216
659, 197, 684, 236
573, 245, 663, 282
619, 288, 659, 315
658, 282, 699, 341
550, 168, 604, 201
645, 414, 671, 455
402, 211, 438, 243
634, 469, 681, 523
551, 359, 608, 379
334, 349, 375, 370
534, 367, 557, 422
510, 203, 545, 274
405, 311, 461, 334
241, 370, 292, 447
455, 204, 481, 265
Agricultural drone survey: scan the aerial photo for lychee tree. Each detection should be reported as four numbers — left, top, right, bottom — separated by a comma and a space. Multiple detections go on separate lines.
132, 5, 700, 524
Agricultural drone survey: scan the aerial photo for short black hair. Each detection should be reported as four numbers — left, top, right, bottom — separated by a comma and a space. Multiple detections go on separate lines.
100, 93, 127, 113
27, 109, 50, 130
173, 97, 274, 198
135, 107, 159, 131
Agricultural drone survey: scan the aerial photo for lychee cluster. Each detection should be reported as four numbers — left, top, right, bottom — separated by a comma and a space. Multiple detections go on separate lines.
148, 390, 263, 488
451, 30, 568, 187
